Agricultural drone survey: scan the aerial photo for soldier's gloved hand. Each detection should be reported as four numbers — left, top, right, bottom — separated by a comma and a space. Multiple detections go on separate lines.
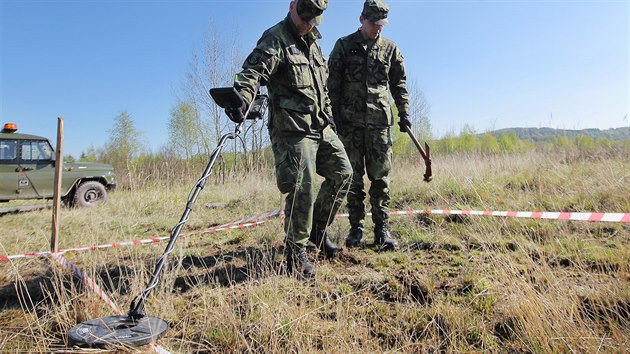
398, 116, 411, 132
225, 101, 247, 123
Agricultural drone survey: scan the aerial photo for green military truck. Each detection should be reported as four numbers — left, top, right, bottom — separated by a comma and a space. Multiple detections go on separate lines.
0, 123, 116, 207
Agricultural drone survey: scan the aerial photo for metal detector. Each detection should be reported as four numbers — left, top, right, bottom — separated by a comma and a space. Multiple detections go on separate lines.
68, 87, 268, 348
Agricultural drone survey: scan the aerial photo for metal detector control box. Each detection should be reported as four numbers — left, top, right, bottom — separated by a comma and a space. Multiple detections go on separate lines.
209, 87, 268, 121
247, 94, 268, 120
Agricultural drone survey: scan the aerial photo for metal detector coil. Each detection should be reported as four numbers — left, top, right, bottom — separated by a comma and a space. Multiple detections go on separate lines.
67, 87, 267, 348
68, 315, 168, 348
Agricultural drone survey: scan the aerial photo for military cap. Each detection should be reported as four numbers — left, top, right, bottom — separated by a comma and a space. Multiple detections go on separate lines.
296, 0, 328, 26
362, 0, 389, 25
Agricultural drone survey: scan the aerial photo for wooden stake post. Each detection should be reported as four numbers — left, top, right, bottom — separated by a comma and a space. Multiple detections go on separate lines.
51, 117, 63, 253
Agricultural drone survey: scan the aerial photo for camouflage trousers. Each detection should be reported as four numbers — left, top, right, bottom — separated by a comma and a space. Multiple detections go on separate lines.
340, 126, 392, 229
271, 126, 352, 246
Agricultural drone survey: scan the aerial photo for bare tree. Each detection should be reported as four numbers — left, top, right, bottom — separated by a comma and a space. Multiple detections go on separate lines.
183, 22, 243, 153
181, 20, 272, 177
408, 79, 432, 142
239, 86, 270, 173
181, 21, 273, 178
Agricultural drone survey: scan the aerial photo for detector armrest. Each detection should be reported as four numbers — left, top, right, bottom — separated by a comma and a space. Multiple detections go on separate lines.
209, 87, 245, 110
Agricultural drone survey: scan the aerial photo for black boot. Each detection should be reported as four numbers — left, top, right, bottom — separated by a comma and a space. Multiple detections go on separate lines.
374, 224, 398, 251
286, 244, 315, 278
309, 226, 340, 259
345, 227, 363, 248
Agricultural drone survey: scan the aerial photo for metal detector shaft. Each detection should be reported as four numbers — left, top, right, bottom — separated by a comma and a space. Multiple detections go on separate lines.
128, 122, 244, 319
66, 88, 267, 349
405, 128, 432, 182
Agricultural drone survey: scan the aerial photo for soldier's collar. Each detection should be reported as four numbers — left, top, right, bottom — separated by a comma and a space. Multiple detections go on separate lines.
308, 27, 322, 42
352, 29, 363, 43
284, 14, 299, 38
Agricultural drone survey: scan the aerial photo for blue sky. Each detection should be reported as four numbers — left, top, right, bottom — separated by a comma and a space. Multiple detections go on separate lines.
1, 0, 628, 157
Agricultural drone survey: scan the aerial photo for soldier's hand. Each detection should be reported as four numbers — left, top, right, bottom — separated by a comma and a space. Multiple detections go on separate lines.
398, 116, 411, 132
225, 102, 247, 123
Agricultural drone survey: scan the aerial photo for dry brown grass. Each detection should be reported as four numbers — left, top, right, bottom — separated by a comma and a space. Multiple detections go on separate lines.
0, 148, 629, 353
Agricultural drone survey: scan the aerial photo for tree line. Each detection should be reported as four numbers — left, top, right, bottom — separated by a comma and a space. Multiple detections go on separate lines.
69, 23, 627, 190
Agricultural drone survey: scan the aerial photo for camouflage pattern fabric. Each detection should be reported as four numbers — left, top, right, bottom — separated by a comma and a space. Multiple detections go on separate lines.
234, 14, 351, 246
235, 15, 334, 139
340, 127, 392, 229
328, 29, 409, 228
327, 30, 409, 129
272, 126, 352, 245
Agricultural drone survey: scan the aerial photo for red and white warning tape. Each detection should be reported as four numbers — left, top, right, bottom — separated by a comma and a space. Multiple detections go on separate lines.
51, 253, 122, 314
42, 208, 283, 351
150, 343, 172, 354
1, 210, 281, 261
16, 206, 628, 351
50, 253, 171, 353
2, 208, 627, 262
343, 209, 630, 223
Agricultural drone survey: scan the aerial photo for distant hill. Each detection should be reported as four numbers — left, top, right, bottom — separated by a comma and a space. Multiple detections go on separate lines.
484, 127, 630, 141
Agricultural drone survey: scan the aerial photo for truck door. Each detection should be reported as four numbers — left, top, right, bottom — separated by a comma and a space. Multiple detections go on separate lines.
0, 139, 19, 200
17, 139, 56, 199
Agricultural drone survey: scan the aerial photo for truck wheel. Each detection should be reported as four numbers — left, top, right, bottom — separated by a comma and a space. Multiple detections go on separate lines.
73, 181, 108, 207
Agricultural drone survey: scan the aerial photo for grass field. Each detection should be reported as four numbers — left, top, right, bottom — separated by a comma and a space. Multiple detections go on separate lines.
1, 148, 629, 353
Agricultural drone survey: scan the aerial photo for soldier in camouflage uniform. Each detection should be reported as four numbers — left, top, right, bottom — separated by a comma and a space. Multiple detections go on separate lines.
232, 0, 352, 277
327, 0, 411, 251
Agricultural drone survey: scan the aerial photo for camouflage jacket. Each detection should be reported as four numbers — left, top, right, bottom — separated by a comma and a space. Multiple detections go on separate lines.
328, 29, 410, 129
234, 14, 333, 138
